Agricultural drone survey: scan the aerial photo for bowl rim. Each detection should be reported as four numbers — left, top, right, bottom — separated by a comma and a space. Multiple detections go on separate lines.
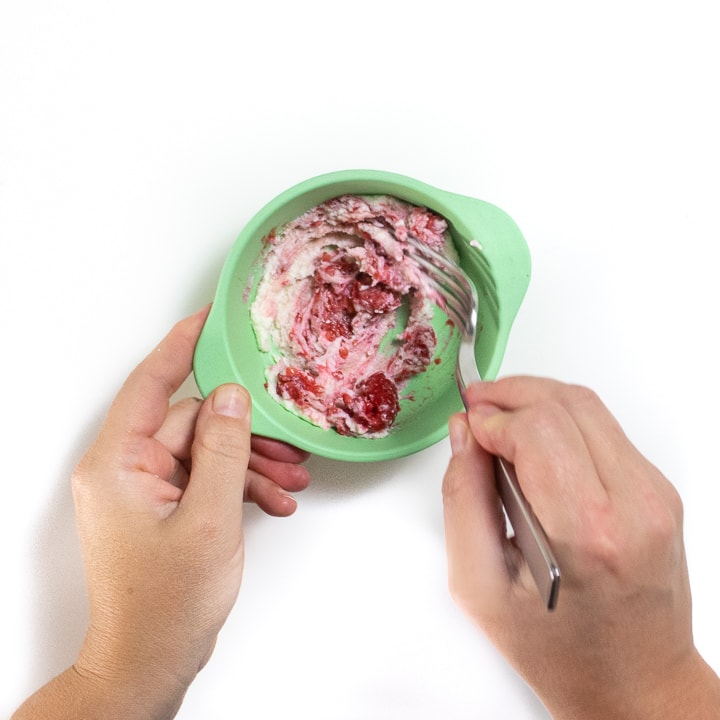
193, 169, 531, 462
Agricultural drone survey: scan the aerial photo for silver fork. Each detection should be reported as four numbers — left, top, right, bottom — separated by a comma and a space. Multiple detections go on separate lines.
407, 235, 561, 611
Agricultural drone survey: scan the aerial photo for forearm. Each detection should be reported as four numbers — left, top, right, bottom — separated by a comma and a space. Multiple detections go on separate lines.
633, 654, 720, 720
545, 651, 720, 720
12, 664, 187, 720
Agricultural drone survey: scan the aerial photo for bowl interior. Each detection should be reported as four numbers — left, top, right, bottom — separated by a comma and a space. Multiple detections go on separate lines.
193, 170, 529, 462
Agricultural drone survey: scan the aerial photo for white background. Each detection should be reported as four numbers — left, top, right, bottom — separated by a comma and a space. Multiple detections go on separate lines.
2, 1, 719, 717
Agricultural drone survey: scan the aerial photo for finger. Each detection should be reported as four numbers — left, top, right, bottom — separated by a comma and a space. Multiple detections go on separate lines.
466, 376, 627, 453
250, 436, 312, 464
181, 384, 252, 524
469, 380, 686, 591
465, 375, 563, 410
105, 306, 210, 440
466, 401, 608, 540
155, 400, 311, 503
442, 413, 516, 615
244, 470, 299, 517
467, 377, 648, 497
154, 397, 203, 460
248, 451, 311, 494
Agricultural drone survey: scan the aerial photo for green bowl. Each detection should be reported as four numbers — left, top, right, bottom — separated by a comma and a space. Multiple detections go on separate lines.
193, 169, 530, 462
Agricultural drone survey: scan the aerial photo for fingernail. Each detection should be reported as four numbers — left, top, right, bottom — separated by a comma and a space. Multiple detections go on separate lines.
212, 385, 250, 419
468, 403, 501, 425
448, 415, 469, 455
278, 488, 297, 505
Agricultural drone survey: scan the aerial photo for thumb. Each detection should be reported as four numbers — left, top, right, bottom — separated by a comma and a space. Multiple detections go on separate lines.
182, 384, 252, 522
442, 413, 513, 614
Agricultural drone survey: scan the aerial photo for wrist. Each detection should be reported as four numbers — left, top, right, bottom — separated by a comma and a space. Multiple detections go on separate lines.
546, 649, 720, 720
11, 663, 188, 720
71, 628, 193, 720
645, 652, 720, 720
623, 650, 720, 720
69, 663, 188, 720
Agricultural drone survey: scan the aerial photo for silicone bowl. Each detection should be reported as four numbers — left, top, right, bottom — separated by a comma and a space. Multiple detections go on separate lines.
193, 169, 530, 462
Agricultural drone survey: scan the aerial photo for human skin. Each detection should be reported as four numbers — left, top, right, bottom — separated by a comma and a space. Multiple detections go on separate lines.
12, 307, 310, 719
14, 324, 720, 719
442, 376, 720, 719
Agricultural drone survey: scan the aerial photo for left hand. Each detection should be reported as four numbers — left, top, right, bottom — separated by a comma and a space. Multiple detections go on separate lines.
158, 394, 311, 517
69, 307, 309, 716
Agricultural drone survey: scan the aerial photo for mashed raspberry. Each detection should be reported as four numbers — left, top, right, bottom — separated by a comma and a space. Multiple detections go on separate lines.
250, 194, 449, 437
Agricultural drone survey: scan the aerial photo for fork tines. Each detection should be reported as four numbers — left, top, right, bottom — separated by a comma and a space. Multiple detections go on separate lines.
405, 235, 475, 334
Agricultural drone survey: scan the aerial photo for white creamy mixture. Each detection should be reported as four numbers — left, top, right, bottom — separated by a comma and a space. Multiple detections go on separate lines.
250, 194, 450, 437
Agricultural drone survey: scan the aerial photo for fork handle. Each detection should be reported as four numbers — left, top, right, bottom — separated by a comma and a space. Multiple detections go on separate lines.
494, 456, 561, 610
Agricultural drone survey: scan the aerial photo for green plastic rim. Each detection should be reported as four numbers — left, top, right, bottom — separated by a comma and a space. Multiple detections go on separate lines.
193, 169, 531, 462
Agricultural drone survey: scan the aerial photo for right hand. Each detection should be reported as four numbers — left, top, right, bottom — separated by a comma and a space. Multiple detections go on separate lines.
442, 376, 720, 720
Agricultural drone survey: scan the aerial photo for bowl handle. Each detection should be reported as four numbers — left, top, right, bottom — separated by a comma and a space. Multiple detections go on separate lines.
436, 190, 531, 379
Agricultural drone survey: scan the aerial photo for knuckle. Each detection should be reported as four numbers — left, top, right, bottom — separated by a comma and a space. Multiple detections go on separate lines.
441, 455, 479, 508
118, 435, 150, 464
190, 515, 223, 546
641, 484, 682, 547
447, 574, 469, 611
574, 501, 625, 573
662, 478, 685, 524
71, 448, 102, 501
574, 482, 683, 579
446, 572, 477, 617
173, 396, 203, 414
585, 533, 623, 574
559, 384, 611, 422
563, 383, 603, 410
521, 400, 570, 442
441, 462, 461, 504
71, 460, 91, 500
194, 417, 249, 462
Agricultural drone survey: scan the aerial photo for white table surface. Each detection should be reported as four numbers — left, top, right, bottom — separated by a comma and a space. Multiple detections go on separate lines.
2, 2, 719, 717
